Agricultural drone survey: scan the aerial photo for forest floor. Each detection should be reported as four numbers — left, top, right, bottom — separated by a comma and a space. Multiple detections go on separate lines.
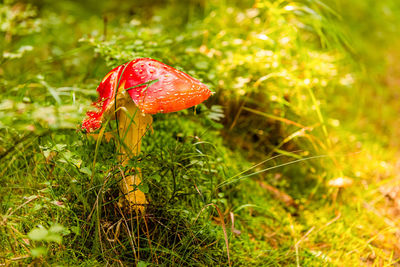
1, 0, 400, 266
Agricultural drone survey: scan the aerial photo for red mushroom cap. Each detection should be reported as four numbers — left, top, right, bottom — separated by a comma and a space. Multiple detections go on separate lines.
82, 58, 212, 132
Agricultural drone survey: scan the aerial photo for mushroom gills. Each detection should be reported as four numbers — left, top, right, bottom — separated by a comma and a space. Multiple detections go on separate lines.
117, 100, 153, 212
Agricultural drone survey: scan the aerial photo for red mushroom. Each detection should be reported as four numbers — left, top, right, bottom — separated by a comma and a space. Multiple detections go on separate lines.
82, 58, 212, 212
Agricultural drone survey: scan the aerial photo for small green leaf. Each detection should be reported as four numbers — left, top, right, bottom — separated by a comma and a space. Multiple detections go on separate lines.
49, 224, 65, 233
71, 226, 80, 235
42, 149, 50, 159
28, 228, 48, 241
153, 174, 161, 182
137, 261, 150, 267
31, 247, 48, 258
138, 183, 149, 194
71, 158, 82, 168
45, 233, 62, 244
53, 144, 67, 152
80, 166, 92, 176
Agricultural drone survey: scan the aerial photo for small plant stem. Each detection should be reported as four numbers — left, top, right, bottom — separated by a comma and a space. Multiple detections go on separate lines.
117, 100, 152, 212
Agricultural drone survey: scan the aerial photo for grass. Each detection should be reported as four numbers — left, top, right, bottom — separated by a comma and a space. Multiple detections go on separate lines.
1, 0, 400, 265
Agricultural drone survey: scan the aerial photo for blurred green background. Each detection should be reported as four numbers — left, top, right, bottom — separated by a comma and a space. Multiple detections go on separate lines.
1, 0, 400, 265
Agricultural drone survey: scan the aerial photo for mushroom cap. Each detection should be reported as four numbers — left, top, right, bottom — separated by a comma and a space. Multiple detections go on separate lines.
82, 58, 212, 132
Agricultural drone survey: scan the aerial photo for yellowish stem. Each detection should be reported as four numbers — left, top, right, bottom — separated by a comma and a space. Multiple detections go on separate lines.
117, 100, 152, 212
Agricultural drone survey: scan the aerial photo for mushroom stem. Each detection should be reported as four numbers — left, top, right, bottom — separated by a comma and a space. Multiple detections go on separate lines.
117, 100, 152, 212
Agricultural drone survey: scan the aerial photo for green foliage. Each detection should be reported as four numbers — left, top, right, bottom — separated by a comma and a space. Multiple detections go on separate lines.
1, 0, 400, 266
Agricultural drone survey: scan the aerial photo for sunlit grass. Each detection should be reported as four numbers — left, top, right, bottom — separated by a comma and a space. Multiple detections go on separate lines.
1, 0, 400, 265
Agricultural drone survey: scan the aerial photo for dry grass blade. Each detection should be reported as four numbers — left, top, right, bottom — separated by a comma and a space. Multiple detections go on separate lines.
242, 106, 306, 128
194, 203, 231, 266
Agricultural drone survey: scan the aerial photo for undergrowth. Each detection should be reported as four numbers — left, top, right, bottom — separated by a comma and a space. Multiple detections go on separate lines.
1, 0, 400, 266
